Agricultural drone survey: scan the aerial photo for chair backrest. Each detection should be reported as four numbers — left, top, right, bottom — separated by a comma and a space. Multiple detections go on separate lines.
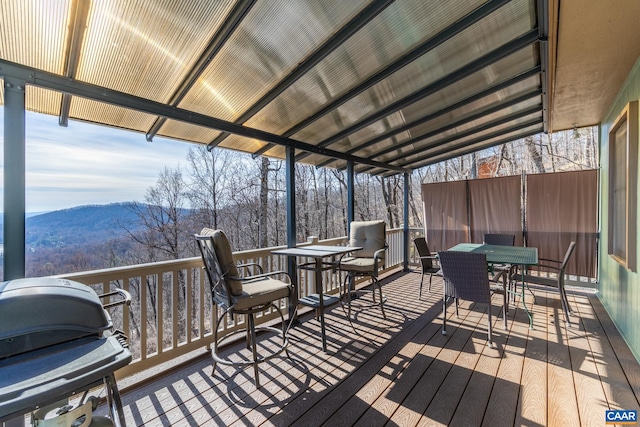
560, 241, 577, 272
349, 220, 386, 259
437, 251, 490, 304
484, 233, 515, 246
195, 228, 243, 306
414, 237, 433, 269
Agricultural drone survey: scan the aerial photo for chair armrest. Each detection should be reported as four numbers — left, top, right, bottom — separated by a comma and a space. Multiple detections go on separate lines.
418, 255, 438, 260
539, 257, 562, 264
237, 270, 292, 284
374, 246, 387, 260
236, 262, 264, 275
489, 269, 507, 284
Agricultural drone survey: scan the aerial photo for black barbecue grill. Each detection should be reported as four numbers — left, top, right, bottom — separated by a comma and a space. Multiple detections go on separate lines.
0, 278, 132, 426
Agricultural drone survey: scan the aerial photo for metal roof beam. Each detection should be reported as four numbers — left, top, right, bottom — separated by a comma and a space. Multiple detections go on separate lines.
346, 66, 541, 155
397, 117, 543, 167
145, 0, 257, 141
372, 89, 541, 160
299, 30, 538, 161
0, 59, 407, 173
537, 0, 550, 133
58, 0, 91, 127
256, 0, 511, 158
313, 65, 541, 169
206, 0, 396, 150
407, 127, 543, 171
385, 105, 542, 164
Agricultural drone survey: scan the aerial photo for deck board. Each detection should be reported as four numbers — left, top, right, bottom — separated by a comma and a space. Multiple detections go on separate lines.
481, 301, 531, 427
515, 288, 549, 427
567, 292, 611, 427
98, 270, 640, 426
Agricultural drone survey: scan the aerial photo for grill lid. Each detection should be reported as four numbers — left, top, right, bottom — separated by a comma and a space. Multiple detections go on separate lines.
0, 278, 112, 359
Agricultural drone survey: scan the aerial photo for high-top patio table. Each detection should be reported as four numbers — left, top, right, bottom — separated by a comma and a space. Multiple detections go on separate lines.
448, 243, 538, 328
272, 245, 362, 352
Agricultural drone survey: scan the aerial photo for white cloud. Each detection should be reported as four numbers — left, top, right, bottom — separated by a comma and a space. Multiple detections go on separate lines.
0, 109, 196, 212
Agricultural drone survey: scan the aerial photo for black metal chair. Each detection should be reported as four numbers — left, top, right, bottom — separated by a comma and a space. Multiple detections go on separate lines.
195, 228, 295, 388
513, 241, 576, 326
339, 220, 387, 319
413, 237, 440, 298
438, 251, 507, 348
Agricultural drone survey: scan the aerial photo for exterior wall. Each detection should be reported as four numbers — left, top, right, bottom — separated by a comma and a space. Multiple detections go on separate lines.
599, 56, 640, 362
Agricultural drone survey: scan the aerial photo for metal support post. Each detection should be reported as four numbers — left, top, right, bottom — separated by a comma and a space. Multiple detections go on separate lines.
3, 77, 26, 280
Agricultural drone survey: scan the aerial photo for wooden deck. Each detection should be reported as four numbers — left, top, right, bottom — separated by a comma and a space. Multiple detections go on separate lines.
108, 270, 640, 426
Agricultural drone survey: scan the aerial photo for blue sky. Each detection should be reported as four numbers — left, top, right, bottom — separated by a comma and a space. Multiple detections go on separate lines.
0, 109, 195, 212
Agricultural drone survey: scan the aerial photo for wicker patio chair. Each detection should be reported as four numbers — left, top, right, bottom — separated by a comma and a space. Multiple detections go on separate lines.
438, 251, 507, 348
484, 233, 517, 297
483, 233, 516, 246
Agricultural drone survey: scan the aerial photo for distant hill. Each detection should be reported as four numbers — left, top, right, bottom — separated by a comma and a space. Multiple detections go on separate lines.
0, 203, 144, 247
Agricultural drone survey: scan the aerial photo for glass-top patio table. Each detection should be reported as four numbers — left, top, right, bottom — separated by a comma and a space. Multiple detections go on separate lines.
448, 243, 538, 328
272, 245, 361, 352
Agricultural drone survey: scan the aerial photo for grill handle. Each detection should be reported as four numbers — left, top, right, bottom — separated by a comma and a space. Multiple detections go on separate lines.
99, 288, 132, 309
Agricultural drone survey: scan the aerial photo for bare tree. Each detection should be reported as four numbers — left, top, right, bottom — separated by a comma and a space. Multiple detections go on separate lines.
186, 146, 231, 230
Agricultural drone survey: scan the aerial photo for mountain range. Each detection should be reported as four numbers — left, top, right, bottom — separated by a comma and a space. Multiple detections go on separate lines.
0, 203, 143, 247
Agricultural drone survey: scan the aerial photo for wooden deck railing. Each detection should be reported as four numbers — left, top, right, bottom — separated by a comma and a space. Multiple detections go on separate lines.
60, 228, 423, 379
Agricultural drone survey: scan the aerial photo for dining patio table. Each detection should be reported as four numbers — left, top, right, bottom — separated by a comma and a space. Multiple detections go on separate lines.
271, 245, 362, 352
448, 243, 538, 328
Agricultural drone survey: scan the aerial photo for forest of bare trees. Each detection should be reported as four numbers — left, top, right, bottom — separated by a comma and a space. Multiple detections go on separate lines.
123, 127, 598, 265
17, 126, 600, 281
20, 127, 598, 357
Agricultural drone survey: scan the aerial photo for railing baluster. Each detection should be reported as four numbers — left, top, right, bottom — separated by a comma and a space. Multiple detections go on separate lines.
157, 273, 164, 355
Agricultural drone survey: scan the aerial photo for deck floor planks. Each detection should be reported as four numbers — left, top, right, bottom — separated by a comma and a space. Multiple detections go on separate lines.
268, 275, 427, 426
588, 293, 640, 410
242, 310, 401, 426
447, 300, 520, 427
565, 291, 614, 427
481, 301, 532, 427
223, 305, 401, 426
385, 300, 485, 426
289, 291, 449, 426
349, 290, 451, 426
514, 287, 549, 426
319, 287, 446, 424
416, 305, 503, 427
572, 292, 640, 414
545, 289, 581, 427
102, 270, 640, 427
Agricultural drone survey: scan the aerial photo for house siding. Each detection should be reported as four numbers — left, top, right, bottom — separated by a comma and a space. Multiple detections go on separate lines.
599, 56, 640, 362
